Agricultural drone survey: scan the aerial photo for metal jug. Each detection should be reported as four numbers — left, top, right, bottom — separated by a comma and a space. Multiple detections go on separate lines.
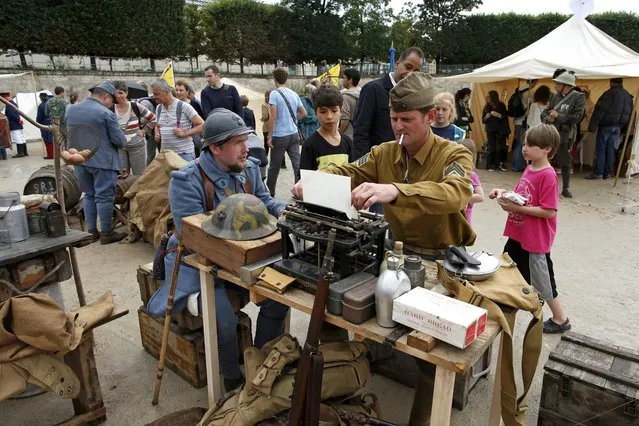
0, 192, 29, 243
375, 256, 411, 328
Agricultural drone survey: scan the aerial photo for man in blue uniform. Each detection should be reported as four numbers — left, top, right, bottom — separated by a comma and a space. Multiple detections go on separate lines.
147, 108, 288, 392
65, 82, 127, 244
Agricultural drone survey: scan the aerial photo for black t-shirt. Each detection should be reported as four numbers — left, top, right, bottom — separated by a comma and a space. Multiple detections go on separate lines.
300, 131, 355, 171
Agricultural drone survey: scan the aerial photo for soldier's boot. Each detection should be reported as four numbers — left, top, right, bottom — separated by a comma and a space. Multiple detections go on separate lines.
88, 229, 100, 243
100, 230, 127, 245
408, 359, 435, 426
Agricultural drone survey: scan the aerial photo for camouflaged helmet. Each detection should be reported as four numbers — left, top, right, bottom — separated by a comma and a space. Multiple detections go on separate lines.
201, 193, 277, 241
202, 108, 253, 148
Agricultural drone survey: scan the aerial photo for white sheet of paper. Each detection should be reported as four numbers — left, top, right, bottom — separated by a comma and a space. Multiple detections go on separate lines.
300, 170, 358, 219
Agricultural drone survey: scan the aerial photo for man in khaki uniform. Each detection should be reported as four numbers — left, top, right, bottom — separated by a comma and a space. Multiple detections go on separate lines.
292, 71, 476, 257
292, 72, 476, 424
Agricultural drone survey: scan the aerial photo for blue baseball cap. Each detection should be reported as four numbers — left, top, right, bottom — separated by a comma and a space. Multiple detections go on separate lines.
89, 81, 118, 104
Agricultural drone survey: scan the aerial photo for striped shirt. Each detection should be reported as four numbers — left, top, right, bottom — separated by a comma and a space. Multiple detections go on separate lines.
116, 102, 155, 146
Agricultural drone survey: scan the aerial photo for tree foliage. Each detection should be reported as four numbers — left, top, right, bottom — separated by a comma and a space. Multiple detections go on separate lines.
1, 0, 186, 58
342, 0, 392, 64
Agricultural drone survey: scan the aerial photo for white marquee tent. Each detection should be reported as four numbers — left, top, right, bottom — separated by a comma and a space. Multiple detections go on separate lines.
444, 15, 639, 177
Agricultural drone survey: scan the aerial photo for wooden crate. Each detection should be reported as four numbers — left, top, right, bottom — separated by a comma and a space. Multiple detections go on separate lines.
367, 339, 492, 410
138, 306, 207, 388
181, 214, 281, 276
138, 307, 253, 388
538, 331, 639, 425
137, 262, 204, 332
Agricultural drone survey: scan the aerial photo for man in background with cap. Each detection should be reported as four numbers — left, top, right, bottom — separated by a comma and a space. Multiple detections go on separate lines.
147, 108, 288, 393
541, 69, 585, 198
586, 77, 632, 180
65, 81, 127, 244
292, 72, 475, 425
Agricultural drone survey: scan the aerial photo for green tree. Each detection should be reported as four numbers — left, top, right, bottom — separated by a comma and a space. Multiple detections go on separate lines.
201, 0, 272, 73
184, 3, 206, 70
342, 0, 392, 67
415, 0, 483, 64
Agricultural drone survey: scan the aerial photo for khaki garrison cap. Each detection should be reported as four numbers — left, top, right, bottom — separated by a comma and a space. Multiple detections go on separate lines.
389, 72, 435, 112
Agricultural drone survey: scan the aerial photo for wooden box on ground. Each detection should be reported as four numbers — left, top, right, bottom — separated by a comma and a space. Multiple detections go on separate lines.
138, 307, 253, 388
538, 331, 639, 425
181, 214, 281, 276
367, 339, 492, 410
137, 262, 204, 332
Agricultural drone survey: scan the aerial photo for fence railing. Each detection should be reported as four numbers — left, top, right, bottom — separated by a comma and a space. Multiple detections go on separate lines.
437, 63, 485, 75
0, 51, 440, 77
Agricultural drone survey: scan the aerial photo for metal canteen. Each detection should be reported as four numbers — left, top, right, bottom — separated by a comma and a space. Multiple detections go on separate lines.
0, 192, 29, 243
375, 256, 411, 328
443, 251, 500, 281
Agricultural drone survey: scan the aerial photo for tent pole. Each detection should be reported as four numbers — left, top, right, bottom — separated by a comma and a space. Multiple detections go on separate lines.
613, 90, 639, 187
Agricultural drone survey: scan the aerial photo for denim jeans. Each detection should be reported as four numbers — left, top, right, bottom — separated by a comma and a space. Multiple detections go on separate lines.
512, 125, 526, 171
266, 133, 300, 196
74, 166, 118, 232
594, 126, 620, 177
213, 278, 289, 380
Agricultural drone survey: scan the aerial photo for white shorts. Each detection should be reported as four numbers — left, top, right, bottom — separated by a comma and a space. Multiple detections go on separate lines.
10, 129, 26, 145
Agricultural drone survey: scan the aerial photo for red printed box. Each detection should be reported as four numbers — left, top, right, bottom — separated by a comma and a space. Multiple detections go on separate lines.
392, 287, 488, 349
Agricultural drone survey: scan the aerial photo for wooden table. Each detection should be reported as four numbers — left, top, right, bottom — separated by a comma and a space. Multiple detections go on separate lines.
0, 229, 92, 267
184, 254, 505, 426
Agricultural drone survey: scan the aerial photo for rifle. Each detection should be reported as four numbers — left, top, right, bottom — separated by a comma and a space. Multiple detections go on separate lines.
288, 229, 337, 426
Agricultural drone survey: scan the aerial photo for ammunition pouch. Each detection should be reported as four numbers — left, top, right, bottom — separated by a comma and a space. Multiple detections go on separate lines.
437, 256, 543, 426
198, 335, 370, 426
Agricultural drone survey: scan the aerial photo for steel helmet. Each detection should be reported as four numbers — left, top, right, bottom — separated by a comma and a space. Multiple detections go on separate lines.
201, 193, 277, 241
202, 108, 253, 148
553, 71, 576, 87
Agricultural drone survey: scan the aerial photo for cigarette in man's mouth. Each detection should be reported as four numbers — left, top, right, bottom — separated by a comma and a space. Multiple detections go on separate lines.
398, 134, 404, 145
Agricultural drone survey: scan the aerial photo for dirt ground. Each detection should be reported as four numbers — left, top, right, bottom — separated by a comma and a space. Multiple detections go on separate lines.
1, 142, 638, 425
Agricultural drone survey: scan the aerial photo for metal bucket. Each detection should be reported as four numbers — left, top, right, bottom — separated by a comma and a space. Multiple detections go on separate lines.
23, 165, 81, 211
0, 193, 29, 243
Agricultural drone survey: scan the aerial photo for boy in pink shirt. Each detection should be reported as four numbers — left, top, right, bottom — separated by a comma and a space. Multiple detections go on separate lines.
489, 124, 570, 334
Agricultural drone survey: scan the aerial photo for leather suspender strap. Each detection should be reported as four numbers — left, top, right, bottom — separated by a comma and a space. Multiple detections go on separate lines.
196, 159, 253, 212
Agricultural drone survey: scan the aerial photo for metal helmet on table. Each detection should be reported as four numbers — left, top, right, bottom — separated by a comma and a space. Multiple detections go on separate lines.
201, 193, 277, 241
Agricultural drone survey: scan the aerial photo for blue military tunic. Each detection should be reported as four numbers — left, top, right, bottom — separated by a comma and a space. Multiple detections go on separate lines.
147, 149, 286, 316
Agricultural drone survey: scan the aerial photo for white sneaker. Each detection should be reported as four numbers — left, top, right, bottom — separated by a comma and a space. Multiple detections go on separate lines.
187, 292, 200, 316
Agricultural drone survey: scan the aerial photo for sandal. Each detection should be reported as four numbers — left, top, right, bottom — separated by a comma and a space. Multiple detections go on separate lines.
543, 317, 571, 334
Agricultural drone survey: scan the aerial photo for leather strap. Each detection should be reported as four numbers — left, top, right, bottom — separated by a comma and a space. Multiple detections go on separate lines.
196, 159, 252, 212
383, 324, 412, 348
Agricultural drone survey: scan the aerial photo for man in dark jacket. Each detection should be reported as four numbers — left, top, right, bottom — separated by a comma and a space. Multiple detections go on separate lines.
586, 77, 633, 180
37, 92, 54, 159
2, 93, 28, 158
201, 65, 243, 119
352, 47, 424, 160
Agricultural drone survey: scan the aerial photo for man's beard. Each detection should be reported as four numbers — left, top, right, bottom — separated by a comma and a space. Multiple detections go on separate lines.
229, 163, 245, 173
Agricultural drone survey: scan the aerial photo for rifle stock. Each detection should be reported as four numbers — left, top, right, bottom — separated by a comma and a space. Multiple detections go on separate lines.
288, 229, 337, 426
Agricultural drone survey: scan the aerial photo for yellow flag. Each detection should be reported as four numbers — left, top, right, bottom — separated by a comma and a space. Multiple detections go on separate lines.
318, 63, 340, 86
161, 61, 175, 89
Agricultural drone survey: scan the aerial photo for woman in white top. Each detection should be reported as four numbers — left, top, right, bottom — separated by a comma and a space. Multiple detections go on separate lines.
113, 81, 155, 177
526, 85, 551, 130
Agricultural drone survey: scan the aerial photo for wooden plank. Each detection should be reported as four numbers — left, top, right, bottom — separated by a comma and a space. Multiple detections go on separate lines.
199, 267, 224, 407
407, 330, 438, 353
549, 353, 639, 389
430, 366, 456, 426
181, 214, 281, 276
0, 229, 92, 266
563, 331, 639, 363
63, 331, 105, 420
249, 283, 500, 373
55, 407, 107, 426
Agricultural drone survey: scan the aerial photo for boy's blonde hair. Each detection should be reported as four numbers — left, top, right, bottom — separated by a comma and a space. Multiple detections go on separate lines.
458, 138, 477, 164
525, 124, 560, 159
434, 92, 456, 122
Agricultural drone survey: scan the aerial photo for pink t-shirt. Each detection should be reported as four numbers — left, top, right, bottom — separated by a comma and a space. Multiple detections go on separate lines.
465, 171, 481, 224
503, 166, 558, 253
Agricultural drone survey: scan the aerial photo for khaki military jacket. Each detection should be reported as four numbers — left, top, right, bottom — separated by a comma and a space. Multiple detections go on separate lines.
327, 131, 476, 250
